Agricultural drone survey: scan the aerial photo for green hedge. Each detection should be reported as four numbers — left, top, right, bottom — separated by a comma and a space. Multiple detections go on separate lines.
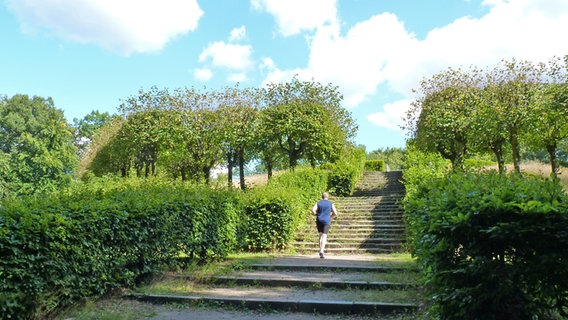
404, 172, 568, 319
239, 168, 327, 251
326, 146, 366, 196
364, 160, 385, 171
0, 179, 239, 319
1, 155, 365, 318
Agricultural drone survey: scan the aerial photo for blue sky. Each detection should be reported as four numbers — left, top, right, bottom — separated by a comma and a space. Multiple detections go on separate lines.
1, 0, 567, 152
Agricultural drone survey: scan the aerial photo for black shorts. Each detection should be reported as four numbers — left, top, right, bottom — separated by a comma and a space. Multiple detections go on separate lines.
316, 221, 330, 234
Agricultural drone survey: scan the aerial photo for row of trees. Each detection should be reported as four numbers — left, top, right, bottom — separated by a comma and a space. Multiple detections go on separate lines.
80, 77, 358, 189
0, 77, 359, 199
405, 56, 568, 177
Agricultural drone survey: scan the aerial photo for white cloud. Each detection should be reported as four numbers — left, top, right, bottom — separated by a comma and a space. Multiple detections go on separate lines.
307, 13, 417, 108
5, 0, 203, 55
194, 68, 213, 81
262, 0, 568, 131
197, 26, 254, 83
227, 73, 248, 83
199, 41, 253, 71
367, 100, 412, 131
230, 26, 247, 42
251, 0, 337, 36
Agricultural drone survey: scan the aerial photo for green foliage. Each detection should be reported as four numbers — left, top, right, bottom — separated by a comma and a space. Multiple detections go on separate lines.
463, 157, 496, 170
239, 167, 328, 251
72, 110, 114, 155
326, 146, 366, 196
261, 76, 358, 169
404, 171, 568, 319
0, 94, 77, 199
367, 147, 405, 170
405, 56, 568, 176
402, 143, 450, 199
0, 178, 239, 319
364, 160, 385, 171
0, 164, 337, 318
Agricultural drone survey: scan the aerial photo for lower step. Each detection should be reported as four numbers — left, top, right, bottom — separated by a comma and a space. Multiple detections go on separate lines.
206, 275, 413, 290
127, 293, 418, 316
294, 247, 406, 254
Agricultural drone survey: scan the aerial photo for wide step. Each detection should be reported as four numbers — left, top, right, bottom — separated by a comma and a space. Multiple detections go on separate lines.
127, 254, 420, 316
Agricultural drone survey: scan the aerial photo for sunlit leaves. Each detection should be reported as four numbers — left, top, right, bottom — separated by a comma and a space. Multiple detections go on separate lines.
0, 94, 77, 199
406, 56, 568, 174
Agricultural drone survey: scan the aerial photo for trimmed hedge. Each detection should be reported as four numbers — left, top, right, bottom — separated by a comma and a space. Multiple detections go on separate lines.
238, 168, 327, 251
404, 172, 568, 319
364, 160, 385, 171
0, 179, 239, 319
1, 150, 364, 319
326, 147, 366, 196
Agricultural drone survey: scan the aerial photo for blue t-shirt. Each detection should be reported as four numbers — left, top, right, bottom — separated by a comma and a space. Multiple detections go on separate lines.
316, 199, 333, 225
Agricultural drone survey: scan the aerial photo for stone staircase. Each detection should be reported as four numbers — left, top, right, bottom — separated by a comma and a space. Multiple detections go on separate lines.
295, 171, 407, 254
126, 171, 420, 317
128, 255, 420, 317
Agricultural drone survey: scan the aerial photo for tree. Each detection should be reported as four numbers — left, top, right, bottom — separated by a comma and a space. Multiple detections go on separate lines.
117, 87, 172, 177
168, 87, 225, 184
488, 59, 540, 174
525, 56, 568, 177
468, 68, 512, 174
72, 110, 113, 155
254, 105, 286, 180
0, 94, 77, 198
262, 76, 357, 170
81, 117, 131, 177
406, 67, 483, 171
216, 86, 262, 189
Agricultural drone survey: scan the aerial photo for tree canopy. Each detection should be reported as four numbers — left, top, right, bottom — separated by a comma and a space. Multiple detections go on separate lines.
405, 56, 568, 176
83, 78, 357, 186
0, 94, 77, 198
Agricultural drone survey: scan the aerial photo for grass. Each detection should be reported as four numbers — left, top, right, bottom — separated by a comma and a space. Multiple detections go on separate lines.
54, 299, 159, 320
486, 161, 568, 185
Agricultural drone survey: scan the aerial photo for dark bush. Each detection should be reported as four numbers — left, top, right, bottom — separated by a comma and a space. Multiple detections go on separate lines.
404, 172, 568, 319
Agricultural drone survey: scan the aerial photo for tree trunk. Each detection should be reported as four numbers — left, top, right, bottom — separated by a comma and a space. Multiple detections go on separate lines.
547, 144, 558, 179
203, 166, 211, 185
490, 141, 506, 174
227, 153, 234, 189
509, 131, 522, 174
238, 149, 246, 190
264, 155, 274, 181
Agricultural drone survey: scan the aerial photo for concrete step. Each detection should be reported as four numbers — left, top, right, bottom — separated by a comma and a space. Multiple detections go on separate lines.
127, 254, 420, 316
127, 292, 418, 316
293, 243, 405, 251
203, 273, 414, 290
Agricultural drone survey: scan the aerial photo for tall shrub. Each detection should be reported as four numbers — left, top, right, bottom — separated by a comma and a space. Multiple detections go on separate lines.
0, 178, 239, 319
239, 167, 327, 251
405, 172, 568, 319
326, 146, 366, 196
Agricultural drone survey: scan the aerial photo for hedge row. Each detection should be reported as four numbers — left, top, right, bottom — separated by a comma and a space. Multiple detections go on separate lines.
1, 147, 366, 319
404, 172, 568, 319
239, 168, 328, 251
364, 159, 385, 171
1, 179, 239, 319
325, 147, 366, 196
